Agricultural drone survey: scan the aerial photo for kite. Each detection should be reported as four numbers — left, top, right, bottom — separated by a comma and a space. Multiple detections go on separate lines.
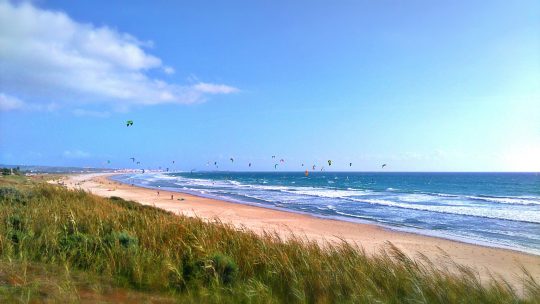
272, 155, 276, 159
249, 163, 252, 167
280, 159, 285, 163
328, 160, 332, 166
349, 162, 352, 167
312, 165, 316, 170
304, 170, 309, 177
136, 161, 140, 165
230, 157, 234, 163
126, 120, 133, 127
274, 164, 278, 169
129, 157, 135, 162
382, 164, 387, 169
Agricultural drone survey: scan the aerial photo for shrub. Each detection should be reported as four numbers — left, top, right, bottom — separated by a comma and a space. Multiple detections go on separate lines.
7, 214, 23, 231
209, 253, 238, 285
181, 253, 204, 284
6, 215, 32, 252
105, 231, 138, 249
117, 231, 138, 248
0, 187, 27, 205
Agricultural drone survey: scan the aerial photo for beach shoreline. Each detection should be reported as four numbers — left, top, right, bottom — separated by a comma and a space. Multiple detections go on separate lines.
109, 173, 540, 257
59, 172, 540, 287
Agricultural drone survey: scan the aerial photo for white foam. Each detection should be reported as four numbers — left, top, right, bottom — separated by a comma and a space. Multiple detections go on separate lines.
350, 198, 540, 224
427, 192, 540, 206
397, 194, 434, 203
466, 195, 540, 206
286, 188, 370, 198
127, 173, 540, 225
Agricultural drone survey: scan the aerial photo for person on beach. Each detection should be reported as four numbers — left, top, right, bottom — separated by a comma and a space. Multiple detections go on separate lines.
171, 194, 173, 200
157, 191, 159, 196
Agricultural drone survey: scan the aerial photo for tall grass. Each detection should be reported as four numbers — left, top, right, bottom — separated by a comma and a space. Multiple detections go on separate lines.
0, 177, 538, 303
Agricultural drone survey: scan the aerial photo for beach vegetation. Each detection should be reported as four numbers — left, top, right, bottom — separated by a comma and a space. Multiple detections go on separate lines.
0, 176, 538, 303
0, 167, 22, 176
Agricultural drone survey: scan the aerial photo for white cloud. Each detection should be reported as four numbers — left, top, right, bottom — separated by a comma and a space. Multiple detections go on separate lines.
163, 66, 175, 75
0, 92, 59, 112
63, 149, 91, 159
0, 93, 25, 111
194, 82, 240, 94
0, 1, 238, 111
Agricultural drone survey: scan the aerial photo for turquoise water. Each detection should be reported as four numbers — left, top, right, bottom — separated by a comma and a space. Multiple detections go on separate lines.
113, 172, 540, 255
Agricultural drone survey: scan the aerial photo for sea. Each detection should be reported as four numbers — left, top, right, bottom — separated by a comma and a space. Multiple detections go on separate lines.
112, 172, 540, 255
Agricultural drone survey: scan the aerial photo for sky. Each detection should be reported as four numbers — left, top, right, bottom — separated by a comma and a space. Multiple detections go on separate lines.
0, 0, 539, 172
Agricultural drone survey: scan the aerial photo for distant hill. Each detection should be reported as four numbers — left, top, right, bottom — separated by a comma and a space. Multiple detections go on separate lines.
0, 164, 113, 174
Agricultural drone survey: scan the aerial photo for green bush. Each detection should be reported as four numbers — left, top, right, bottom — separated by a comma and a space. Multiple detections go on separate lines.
209, 253, 238, 285
7, 214, 23, 231
0, 187, 28, 204
117, 231, 138, 248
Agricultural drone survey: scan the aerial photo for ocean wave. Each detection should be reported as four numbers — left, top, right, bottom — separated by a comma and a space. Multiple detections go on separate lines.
151, 174, 540, 208
136, 174, 540, 204
349, 198, 540, 224
210, 181, 373, 199
396, 194, 434, 203
283, 188, 370, 198
423, 192, 540, 206
334, 211, 394, 224
228, 180, 244, 186
172, 177, 232, 188
465, 195, 540, 206
226, 193, 278, 204
148, 173, 178, 181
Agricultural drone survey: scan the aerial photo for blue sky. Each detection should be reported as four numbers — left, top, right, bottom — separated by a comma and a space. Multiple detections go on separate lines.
1, 0, 539, 171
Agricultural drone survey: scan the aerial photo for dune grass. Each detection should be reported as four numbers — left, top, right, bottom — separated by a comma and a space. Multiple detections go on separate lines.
0, 176, 538, 303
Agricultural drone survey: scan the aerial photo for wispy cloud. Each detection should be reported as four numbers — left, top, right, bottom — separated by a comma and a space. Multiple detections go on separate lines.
0, 93, 25, 111
72, 109, 111, 118
0, 1, 238, 112
193, 83, 240, 94
163, 66, 175, 75
0, 93, 58, 112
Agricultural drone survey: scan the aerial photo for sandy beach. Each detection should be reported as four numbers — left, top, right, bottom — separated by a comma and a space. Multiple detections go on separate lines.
60, 173, 540, 287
